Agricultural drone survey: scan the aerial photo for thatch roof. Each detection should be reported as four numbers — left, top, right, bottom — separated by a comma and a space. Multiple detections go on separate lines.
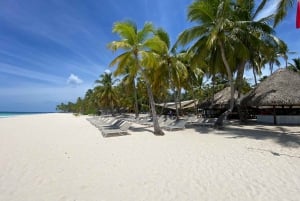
156, 100, 198, 110
241, 69, 300, 107
200, 87, 238, 109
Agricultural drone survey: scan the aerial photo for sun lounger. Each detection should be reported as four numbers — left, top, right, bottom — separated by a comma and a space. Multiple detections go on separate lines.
163, 119, 187, 131
198, 118, 217, 127
159, 116, 175, 127
101, 121, 132, 137
99, 119, 125, 129
137, 117, 153, 126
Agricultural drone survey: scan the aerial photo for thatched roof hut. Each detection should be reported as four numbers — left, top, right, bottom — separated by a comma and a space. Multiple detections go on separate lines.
241, 69, 300, 107
156, 100, 198, 110
200, 87, 238, 109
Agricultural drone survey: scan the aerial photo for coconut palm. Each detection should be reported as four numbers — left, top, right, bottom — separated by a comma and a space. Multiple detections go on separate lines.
114, 64, 140, 118
177, 50, 204, 114
273, 0, 294, 27
155, 28, 188, 118
94, 72, 118, 115
177, 0, 248, 126
288, 57, 300, 72
108, 21, 166, 135
177, 0, 290, 124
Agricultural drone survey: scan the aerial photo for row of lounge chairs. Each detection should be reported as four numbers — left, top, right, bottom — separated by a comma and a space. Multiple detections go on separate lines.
87, 114, 221, 137
186, 116, 218, 127
87, 116, 132, 137
137, 115, 219, 129
137, 116, 187, 131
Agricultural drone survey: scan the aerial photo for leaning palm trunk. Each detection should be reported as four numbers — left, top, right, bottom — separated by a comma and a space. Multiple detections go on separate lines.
236, 61, 247, 122
214, 41, 235, 128
133, 81, 139, 119
144, 79, 164, 135
174, 89, 179, 119
190, 80, 198, 115
236, 61, 246, 98
178, 89, 182, 116
253, 67, 258, 86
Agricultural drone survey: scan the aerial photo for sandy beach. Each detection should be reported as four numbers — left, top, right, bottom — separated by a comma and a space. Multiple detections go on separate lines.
0, 113, 299, 201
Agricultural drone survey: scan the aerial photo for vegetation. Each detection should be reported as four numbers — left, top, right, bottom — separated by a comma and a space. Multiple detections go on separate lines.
288, 58, 300, 72
57, 0, 296, 129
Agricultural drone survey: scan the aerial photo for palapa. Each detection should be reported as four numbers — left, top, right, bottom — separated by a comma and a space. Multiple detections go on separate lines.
200, 87, 238, 109
241, 69, 300, 107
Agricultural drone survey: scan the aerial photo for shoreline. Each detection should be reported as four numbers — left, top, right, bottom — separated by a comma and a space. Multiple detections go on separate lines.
0, 113, 299, 201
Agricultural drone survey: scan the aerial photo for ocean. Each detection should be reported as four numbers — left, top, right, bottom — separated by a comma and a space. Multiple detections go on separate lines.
0, 112, 51, 118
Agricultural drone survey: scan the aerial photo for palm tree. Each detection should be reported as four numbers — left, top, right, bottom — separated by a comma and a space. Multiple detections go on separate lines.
288, 57, 300, 72
155, 28, 188, 118
177, 50, 204, 114
273, 0, 294, 27
232, 0, 280, 97
114, 64, 140, 118
177, 0, 290, 124
108, 21, 166, 135
95, 72, 118, 115
83, 89, 97, 114
177, 0, 247, 125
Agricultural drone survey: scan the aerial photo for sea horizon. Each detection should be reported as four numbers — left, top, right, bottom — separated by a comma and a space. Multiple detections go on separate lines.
0, 111, 55, 118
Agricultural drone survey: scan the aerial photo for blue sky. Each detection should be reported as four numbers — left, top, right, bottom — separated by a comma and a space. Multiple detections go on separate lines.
0, 0, 299, 112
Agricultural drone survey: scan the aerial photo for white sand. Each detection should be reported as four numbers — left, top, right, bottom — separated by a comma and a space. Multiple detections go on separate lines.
0, 113, 299, 201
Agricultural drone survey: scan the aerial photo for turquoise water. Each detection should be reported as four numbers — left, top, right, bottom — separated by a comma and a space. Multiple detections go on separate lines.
0, 112, 50, 118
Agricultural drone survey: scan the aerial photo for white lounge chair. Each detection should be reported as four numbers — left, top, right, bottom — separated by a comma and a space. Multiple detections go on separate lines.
101, 121, 132, 137
163, 119, 187, 131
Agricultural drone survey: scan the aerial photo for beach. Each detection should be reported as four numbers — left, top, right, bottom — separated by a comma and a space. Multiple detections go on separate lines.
0, 113, 299, 201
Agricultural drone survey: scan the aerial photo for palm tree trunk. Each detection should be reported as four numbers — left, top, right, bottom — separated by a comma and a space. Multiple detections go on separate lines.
215, 41, 234, 128
236, 61, 247, 122
145, 79, 164, 135
173, 88, 179, 119
212, 73, 215, 103
236, 61, 246, 98
191, 86, 198, 115
133, 80, 139, 119
253, 67, 257, 86
178, 89, 182, 116
270, 62, 274, 75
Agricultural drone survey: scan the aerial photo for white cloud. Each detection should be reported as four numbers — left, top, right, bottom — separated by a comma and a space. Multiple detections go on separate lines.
67, 73, 83, 85
104, 69, 111, 74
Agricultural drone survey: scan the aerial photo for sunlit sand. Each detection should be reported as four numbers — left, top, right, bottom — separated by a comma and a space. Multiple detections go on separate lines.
0, 113, 299, 201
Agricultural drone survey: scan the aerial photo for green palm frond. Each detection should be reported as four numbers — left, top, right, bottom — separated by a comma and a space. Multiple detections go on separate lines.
140, 51, 159, 69
109, 51, 132, 68
273, 0, 293, 27
112, 21, 137, 45
176, 25, 208, 47
107, 41, 132, 51
253, 0, 268, 19
137, 22, 154, 42
144, 36, 167, 54
156, 28, 170, 49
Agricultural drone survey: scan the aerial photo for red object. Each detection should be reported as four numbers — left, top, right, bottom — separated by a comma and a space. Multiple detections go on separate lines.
297, 0, 300, 28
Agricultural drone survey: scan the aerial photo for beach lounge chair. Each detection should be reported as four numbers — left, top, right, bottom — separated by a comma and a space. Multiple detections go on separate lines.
159, 116, 175, 127
99, 119, 125, 129
101, 121, 132, 137
199, 118, 217, 127
137, 117, 153, 126
87, 117, 115, 127
163, 119, 187, 131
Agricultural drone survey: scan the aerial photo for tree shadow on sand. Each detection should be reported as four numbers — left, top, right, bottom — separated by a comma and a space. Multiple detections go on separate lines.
207, 124, 300, 148
129, 126, 155, 135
